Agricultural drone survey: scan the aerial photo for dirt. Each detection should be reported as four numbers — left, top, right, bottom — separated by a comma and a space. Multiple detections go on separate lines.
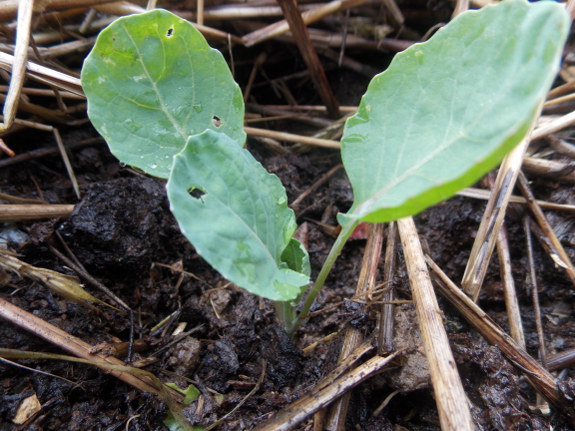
1, 8, 575, 431
2, 130, 575, 431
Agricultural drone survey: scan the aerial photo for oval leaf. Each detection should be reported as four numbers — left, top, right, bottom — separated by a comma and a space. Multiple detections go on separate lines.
339, 0, 569, 225
167, 130, 309, 301
81, 9, 245, 178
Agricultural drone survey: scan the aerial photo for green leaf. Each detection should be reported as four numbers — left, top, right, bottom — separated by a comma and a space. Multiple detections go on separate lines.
165, 383, 200, 404
281, 238, 311, 278
81, 9, 245, 179
167, 130, 310, 301
339, 0, 569, 225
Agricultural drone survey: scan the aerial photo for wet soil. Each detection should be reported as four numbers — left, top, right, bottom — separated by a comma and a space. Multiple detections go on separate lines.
2, 128, 575, 431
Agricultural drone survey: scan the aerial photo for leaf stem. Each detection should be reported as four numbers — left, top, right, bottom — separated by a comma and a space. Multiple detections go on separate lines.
288, 219, 359, 337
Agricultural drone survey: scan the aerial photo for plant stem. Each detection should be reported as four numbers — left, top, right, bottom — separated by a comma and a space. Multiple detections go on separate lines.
274, 300, 296, 334
288, 219, 359, 337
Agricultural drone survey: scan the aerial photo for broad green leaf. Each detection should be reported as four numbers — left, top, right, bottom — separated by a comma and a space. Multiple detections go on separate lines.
81, 9, 245, 178
339, 0, 569, 225
166, 130, 310, 301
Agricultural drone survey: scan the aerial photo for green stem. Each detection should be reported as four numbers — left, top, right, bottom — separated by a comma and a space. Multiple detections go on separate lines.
274, 300, 296, 335
288, 219, 359, 337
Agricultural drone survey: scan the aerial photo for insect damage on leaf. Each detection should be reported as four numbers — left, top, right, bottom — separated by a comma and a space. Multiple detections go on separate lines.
81, 9, 245, 179
188, 187, 206, 201
212, 116, 222, 127
167, 130, 310, 302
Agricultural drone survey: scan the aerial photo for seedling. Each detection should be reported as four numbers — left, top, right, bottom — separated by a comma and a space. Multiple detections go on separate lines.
82, 0, 568, 334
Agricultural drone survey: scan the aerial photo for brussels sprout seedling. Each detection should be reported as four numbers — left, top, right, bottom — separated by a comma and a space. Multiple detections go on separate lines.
82, 0, 569, 335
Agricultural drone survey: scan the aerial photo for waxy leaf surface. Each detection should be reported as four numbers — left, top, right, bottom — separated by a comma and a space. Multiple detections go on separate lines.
81, 9, 245, 178
339, 0, 569, 225
167, 130, 309, 301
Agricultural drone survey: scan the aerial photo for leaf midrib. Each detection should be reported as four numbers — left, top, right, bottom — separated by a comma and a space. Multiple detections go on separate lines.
351, 36, 534, 216
123, 22, 188, 142
181, 150, 290, 285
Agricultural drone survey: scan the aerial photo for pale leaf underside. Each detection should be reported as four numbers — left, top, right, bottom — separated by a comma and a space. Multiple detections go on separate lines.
340, 0, 569, 225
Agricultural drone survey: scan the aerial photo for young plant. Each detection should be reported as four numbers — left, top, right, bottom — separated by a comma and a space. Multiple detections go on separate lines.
292, 0, 570, 333
82, 0, 568, 334
81, 9, 311, 329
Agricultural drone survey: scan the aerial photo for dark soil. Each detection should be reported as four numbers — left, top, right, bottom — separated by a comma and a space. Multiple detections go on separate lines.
1, 6, 575, 431
2, 125, 575, 430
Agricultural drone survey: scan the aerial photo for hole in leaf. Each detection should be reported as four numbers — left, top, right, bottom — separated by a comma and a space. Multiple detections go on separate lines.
212, 116, 222, 128
166, 28, 174, 37
188, 187, 206, 202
